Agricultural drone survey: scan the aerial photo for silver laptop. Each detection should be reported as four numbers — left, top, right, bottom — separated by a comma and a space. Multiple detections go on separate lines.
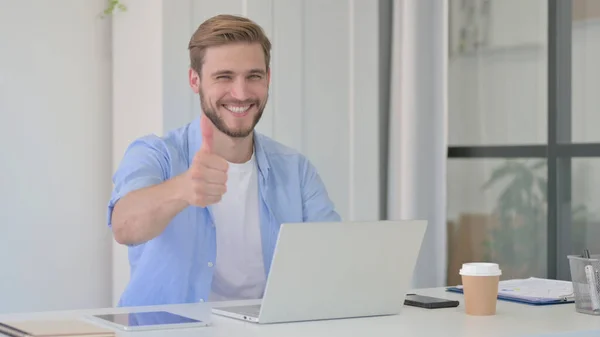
211, 220, 427, 324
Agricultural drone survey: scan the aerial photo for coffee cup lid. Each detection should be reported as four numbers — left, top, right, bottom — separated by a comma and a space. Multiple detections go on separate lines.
459, 262, 502, 276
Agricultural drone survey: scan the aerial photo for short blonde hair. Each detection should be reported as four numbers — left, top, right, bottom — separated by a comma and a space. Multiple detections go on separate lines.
188, 14, 272, 76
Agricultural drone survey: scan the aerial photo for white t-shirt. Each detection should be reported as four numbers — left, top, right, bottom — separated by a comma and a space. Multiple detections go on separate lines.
208, 152, 266, 301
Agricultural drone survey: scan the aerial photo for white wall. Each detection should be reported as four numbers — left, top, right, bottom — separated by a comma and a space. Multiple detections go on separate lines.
111, 0, 165, 306
0, 0, 113, 313
111, 0, 383, 305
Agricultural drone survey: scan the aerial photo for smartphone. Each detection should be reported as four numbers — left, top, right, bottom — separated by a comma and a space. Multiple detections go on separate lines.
404, 294, 460, 309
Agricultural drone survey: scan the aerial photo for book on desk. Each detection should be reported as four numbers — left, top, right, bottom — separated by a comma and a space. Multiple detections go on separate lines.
446, 277, 575, 306
0, 318, 114, 337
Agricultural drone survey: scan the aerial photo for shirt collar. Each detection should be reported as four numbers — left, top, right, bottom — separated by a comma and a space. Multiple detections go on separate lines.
187, 115, 271, 181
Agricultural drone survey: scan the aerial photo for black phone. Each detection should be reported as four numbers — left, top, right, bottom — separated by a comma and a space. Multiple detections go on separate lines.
404, 294, 460, 309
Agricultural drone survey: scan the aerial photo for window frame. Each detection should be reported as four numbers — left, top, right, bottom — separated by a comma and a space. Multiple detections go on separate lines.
447, 0, 600, 280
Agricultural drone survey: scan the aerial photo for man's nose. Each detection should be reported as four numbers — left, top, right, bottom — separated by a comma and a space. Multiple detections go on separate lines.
230, 78, 250, 100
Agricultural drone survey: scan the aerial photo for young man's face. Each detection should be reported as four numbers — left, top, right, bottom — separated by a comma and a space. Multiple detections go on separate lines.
189, 42, 270, 138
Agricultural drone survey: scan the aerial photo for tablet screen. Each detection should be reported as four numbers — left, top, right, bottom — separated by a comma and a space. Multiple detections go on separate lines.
94, 311, 204, 328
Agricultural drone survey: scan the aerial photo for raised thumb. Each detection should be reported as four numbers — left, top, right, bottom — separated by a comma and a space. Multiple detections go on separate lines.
200, 113, 213, 153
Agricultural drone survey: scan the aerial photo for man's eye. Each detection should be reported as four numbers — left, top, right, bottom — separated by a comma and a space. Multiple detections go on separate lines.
249, 75, 262, 80
216, 75, 232, 80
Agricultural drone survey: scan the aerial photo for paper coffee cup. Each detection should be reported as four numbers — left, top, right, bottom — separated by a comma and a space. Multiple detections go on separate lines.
459, 263, 501, 316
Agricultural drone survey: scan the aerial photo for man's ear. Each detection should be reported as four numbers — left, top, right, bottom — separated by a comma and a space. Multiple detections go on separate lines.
189, 68, 200, 94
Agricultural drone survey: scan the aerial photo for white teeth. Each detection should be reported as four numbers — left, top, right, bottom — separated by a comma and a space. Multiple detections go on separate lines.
224, 105, 251, 113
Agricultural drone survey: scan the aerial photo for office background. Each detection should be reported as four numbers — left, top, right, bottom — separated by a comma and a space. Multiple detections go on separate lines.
0, 0, 596, 316
446, 0, 600, 286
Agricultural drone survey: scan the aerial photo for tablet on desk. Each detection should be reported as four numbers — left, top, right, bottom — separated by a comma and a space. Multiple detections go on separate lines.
90, 311, 209, 331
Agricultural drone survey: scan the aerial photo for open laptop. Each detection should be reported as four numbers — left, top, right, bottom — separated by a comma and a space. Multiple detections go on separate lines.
211, 220, 427, 324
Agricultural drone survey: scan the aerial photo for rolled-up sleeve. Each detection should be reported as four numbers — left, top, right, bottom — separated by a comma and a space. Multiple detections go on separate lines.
107, 135, 169, 227
301, 157, 342, 222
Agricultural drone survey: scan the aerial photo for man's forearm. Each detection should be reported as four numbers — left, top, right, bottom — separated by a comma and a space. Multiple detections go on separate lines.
111, 175, 189, 245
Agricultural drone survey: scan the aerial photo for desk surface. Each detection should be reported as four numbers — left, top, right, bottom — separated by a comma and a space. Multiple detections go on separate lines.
1, 288, 599, 337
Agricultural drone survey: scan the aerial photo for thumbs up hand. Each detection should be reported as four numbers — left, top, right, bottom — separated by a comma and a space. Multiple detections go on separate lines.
183, 114, 229, 207
199, 112, 215, 154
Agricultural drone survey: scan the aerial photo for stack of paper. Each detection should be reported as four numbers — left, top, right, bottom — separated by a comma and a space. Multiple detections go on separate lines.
496, 277, 574, 302
447, 277, 575, 305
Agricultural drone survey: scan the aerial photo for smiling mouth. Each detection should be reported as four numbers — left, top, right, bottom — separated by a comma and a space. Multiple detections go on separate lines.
222, 104, 254, 114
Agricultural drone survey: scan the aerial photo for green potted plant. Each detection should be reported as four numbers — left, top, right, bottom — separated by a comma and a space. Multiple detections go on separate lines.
481, 159, 590, 279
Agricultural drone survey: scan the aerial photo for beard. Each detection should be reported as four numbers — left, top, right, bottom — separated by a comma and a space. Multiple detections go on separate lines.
199, 89, 268, 138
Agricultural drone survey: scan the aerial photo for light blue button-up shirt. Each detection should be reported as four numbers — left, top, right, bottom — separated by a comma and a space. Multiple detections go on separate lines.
107, 116, 341, 307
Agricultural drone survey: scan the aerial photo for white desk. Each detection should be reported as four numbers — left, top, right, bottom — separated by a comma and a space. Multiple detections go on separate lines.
1, 288, 599, 337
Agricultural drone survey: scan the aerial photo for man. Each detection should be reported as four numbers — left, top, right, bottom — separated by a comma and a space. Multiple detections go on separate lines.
107, 14, 340, 307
